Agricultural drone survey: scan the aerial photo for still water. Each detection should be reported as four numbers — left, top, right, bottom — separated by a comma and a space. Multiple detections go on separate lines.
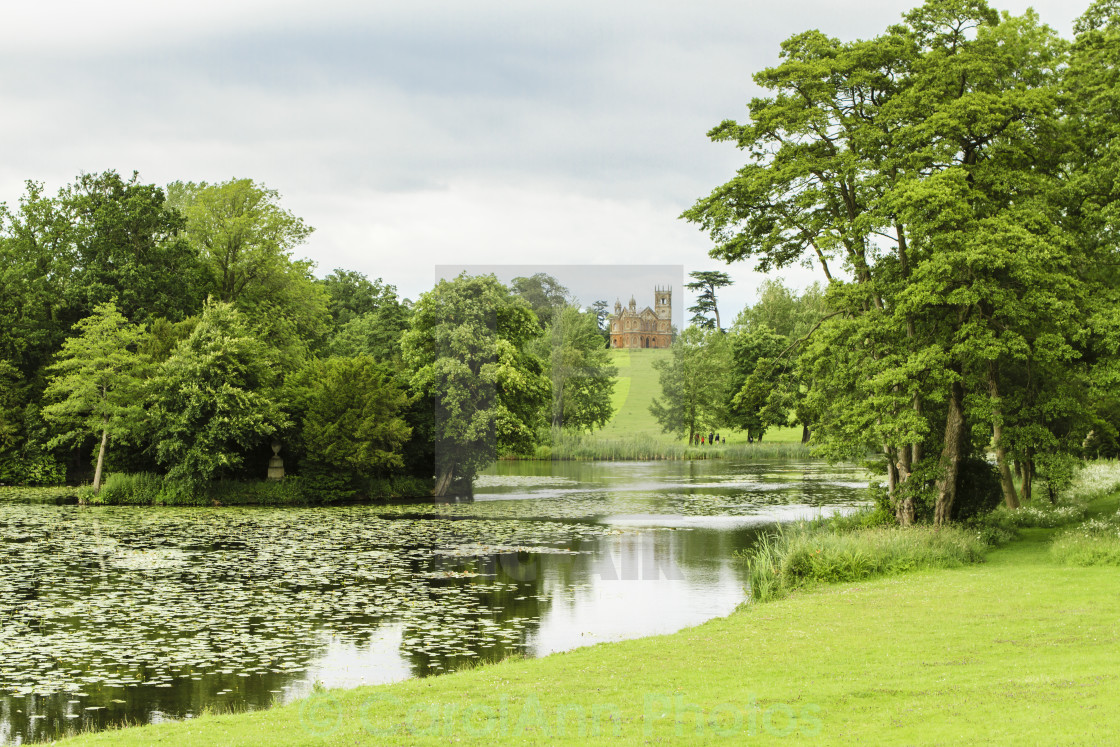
0, 459, 866, 743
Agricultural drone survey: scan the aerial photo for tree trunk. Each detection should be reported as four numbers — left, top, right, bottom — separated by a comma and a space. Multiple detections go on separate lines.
897, 439, 913, 483
433, 464, 454, 497
988, 363, 1020, 510
912, 393, 923, 466
93, 425, 109, 493
1019, 451, 1033, 504
934, 381, 966, 526
801, 424, 810, 443
885, 449, 899, 497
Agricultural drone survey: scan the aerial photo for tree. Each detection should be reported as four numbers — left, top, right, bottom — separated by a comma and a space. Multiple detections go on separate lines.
540, 305, 617, 431
41, 302, 147, 491
0, 360, 23, 457
148, 300, 287, 494
402, 274, 549, 496
168, 179, 330, 370
64, 171, 204, 324
685, 271, 733, 331
683, 0, 1076, 524
511, 273, 570, 330
0, 181, 81, 378
295, 356, 412, 480
649, 327, 731, 443
325, 275, 411, 362
726, 325, 790, 441
167, 179, 312, 304
319, 269, 384, 325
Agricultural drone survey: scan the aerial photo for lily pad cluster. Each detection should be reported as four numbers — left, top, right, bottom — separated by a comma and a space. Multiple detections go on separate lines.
0, 505, 612, 704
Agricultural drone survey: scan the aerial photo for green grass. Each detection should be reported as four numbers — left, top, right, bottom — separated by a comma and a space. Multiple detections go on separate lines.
58, 487, 1120, 745
742, 523, 987, 603
526, 431, 811, 461
590, 347, 804, 447
598, 348, 670, 439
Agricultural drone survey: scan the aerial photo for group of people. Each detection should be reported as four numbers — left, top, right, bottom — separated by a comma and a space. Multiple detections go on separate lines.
691, 432, 721, 446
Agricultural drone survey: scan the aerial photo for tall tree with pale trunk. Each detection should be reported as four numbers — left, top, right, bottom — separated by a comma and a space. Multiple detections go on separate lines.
42, 301, 147, 492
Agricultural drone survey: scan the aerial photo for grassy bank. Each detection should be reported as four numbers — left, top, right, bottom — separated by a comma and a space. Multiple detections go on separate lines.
0, 485, 81, 503
519, 432, 811, 461
0, 474, 434, 506
57, 470, 1120, 745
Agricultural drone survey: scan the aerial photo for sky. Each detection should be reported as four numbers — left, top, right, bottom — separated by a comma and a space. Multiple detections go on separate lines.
0, 0, 1086, 321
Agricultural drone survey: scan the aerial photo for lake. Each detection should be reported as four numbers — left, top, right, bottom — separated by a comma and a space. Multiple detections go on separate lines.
0, 459, 867, 743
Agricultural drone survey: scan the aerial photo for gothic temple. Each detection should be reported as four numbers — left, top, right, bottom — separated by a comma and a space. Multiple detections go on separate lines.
609, 287, 672, 349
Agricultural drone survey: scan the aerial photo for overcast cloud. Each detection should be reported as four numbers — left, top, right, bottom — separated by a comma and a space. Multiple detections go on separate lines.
0, 0, 1085, 318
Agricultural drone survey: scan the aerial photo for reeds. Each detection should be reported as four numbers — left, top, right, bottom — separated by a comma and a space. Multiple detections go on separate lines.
739, 522, 987, 603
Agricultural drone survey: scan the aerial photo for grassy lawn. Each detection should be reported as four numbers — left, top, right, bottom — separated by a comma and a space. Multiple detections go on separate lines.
598, 348, 803, 444
598, 348, 669, 439
63, 494, 1120, 745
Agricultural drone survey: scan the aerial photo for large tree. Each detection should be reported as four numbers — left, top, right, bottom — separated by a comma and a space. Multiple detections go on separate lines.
167, 179, 330, 369
41, 302, 147, 492
684, 0, 1080, 524
685, 271, 733, 331
294, 355, 412, 481
148, 300, 287, 494
402, 274, 549, 497
649, 327, 731, 443
539, 305, 617, 432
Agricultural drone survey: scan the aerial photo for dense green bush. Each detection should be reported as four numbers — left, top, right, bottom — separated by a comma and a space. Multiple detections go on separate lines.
91, 472, 165, 505
364, 475, 434, 499
205, 479, 307, 506
0, 454, 65, 486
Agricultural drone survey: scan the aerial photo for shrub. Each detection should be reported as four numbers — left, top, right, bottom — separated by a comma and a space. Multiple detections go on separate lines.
963, 509, 1018, 546
0, 454, 65, 486
91, 472, 165, 505
363, 475, 434, 499
992, 502, 1087, 528
205, 478, 307, 506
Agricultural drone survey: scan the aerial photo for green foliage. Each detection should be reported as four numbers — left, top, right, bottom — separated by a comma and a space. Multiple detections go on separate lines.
325, 279, 411, 362
685, 270, 732, 330
168, 178, 330, 371
63, 171, 203, 324
90, 472, 166, 505
1050, 513, 1120, 565
41, 301, 149, 488
0, 360, 21, 455
510, 273, 570, 331
952, 458, 1003, 521
740, 523, 987, 602
683, 1, 1097, 523
0, 453, 65, 487
649, 327, 731, 441
538, 305, 616, 432
148, 300, 287, 492
402, 273, 549, 495
294, 355, 412, 478
204, 479, 307, 506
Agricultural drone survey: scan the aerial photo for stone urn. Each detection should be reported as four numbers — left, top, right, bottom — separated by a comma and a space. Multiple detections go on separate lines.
267, 442, 285, 480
